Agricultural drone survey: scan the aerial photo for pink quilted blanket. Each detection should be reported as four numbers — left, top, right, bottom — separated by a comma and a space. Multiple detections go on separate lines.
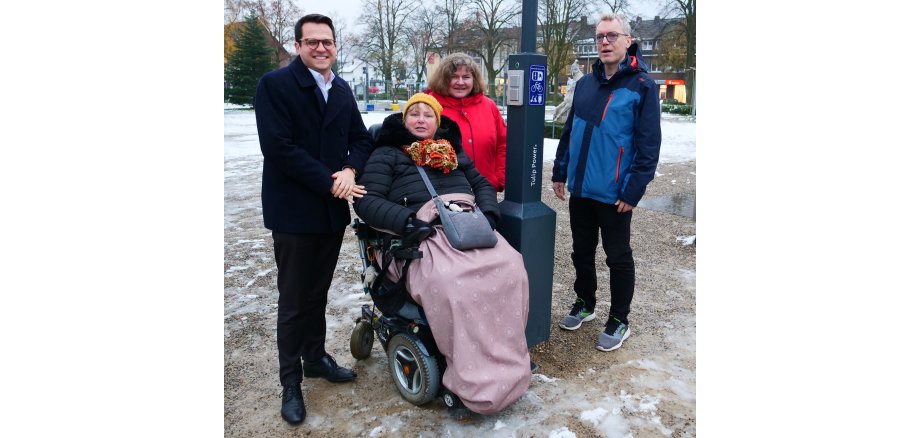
385, 193, 532, 414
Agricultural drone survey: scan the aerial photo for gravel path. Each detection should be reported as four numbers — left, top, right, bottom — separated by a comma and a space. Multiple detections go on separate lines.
224, 154, 696, 437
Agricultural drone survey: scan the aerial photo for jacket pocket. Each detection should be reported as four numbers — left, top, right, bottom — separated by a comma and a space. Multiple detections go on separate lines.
615, 146, 624, 184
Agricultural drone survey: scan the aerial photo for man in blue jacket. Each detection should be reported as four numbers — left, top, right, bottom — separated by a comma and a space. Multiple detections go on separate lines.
552, 13, 661, 353
254, 13, 373, 425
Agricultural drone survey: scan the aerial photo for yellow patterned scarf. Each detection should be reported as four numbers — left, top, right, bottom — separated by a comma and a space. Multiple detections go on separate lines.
402, 139, 458, 174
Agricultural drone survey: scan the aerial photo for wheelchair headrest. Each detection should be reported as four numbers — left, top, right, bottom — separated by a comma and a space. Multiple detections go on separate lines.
368, 123, 383, 143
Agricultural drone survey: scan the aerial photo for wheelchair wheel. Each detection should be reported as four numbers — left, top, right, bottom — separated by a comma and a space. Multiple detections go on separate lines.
442, 390, 463, 409
386, 333, 439, 405
350, 320, 374, 360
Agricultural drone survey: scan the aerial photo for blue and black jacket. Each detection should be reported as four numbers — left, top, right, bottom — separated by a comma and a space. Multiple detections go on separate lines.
552, 43, 661, 206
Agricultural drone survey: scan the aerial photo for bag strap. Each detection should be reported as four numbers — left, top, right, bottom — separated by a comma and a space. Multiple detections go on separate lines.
370, 246, 419, 295
415, 165, 440, 200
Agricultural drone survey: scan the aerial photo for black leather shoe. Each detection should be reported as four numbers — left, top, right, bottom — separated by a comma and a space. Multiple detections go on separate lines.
280, 383, 305, 425
303, 354, 357, 382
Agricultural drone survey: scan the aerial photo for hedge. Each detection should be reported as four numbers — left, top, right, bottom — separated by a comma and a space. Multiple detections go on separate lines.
661, 104, 693, 115
544, 122, 566, 139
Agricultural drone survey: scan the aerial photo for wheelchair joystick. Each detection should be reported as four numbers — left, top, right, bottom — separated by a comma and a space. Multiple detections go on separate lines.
402, 223, 433, 247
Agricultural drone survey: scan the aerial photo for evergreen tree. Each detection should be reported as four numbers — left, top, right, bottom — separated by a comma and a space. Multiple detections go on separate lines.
225, 14, 275, 105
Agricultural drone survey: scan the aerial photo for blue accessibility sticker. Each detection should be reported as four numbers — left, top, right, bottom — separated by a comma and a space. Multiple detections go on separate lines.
529, 65, 546, 106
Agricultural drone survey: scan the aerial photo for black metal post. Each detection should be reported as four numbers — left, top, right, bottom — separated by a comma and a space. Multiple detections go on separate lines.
499, 0, 556, 347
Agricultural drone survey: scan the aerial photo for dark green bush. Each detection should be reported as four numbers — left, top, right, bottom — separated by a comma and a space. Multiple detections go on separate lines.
544, 122, 565, 139
545, 94, 564, 106
661, 104, 693, 115
392, 88, 410, 101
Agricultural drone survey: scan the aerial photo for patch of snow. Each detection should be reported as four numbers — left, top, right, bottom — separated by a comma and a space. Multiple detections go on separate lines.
666, 377, 696, 402
548, 427, 577, 438
582, 397, 634, 438
224, 109, 695, 167
618, 391, 673, 436
619, 391, 660, 413
677, 235, 696, 246
533, 373, 558, 384
580, 407, 608, 426
627, 359, 666, 372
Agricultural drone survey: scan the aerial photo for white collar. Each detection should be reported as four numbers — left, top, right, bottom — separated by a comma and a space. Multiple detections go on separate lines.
308, 68, 335, 86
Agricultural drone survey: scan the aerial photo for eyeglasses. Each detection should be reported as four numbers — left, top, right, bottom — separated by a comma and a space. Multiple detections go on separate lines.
299, 38, 336, 49
595, 32, 627, 44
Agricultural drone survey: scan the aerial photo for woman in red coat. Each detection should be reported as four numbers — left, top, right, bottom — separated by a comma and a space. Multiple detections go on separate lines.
426, 53, 507, 192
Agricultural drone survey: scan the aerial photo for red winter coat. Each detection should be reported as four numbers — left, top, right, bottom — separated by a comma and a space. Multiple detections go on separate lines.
426, 90, 507, 192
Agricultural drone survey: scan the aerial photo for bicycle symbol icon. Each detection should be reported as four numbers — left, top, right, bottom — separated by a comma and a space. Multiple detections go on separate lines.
531, 83, 543, 93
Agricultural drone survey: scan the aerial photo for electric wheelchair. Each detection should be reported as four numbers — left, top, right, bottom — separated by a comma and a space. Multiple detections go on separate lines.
348, 218, 466, 411
347, 123, 466, 411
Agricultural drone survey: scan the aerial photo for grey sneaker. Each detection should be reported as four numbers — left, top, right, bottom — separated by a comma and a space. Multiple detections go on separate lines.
558, 299, 596, 331
597, 320, 631, 351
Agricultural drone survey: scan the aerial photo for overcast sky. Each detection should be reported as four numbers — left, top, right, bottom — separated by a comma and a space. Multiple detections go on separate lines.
301, 0, 672, 33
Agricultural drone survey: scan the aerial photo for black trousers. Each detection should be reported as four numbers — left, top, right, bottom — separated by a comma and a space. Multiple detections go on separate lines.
272, 230, 344, 386
569, 196, 636, 326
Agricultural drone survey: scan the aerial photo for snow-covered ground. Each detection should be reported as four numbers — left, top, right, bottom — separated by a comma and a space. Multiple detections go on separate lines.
224, 103, 696, 437
224, 105, 696, 165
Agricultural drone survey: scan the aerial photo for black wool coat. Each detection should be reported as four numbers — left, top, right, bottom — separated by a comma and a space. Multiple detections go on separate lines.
353, 113, 499, 234
254, 56, 373, 233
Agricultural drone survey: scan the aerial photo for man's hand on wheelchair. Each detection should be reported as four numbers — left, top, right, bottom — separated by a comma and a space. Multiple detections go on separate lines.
402, 217, 434, 247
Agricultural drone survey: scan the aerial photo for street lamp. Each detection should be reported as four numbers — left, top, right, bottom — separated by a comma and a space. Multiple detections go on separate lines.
688, 66, 696, 117
362, 64, 369, 112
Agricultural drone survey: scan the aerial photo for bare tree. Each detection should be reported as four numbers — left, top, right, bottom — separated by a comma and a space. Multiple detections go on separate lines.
599, 0, 629, 14
660, 0, 694, 107
655, 22, 685, 70
468, 0, 521, 97
435, 0, 473, 53
358, 0, 414, 97
403, 7, 439, 84
225, 0, 248, 63
539, 0, 595, 96
244, 0, 303, 44
225, 0, 247, 24
326, 11, 355, 75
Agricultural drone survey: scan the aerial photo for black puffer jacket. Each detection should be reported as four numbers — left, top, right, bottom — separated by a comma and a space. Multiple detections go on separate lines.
354, 113, 499, 234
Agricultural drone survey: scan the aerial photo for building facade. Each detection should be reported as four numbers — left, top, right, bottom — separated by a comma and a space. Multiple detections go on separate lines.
572, 16, 688, 104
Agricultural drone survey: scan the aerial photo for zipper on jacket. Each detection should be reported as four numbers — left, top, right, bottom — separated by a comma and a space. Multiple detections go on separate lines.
601, 92, 614, 123
615, 146, 624, 183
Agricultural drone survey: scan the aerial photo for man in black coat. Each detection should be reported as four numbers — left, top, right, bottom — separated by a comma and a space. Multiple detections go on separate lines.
254, 13, 373, 425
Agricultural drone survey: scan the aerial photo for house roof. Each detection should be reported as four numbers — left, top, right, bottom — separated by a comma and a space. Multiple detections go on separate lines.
224, 17, 291, 66
631, 16, 682, 41
338, 60, 366, 75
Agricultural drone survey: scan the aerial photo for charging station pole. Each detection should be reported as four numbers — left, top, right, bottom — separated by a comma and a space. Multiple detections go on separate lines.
499, 0, 556, 347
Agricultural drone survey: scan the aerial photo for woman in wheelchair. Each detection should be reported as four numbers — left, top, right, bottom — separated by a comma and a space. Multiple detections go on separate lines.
353, 93, 531, 415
